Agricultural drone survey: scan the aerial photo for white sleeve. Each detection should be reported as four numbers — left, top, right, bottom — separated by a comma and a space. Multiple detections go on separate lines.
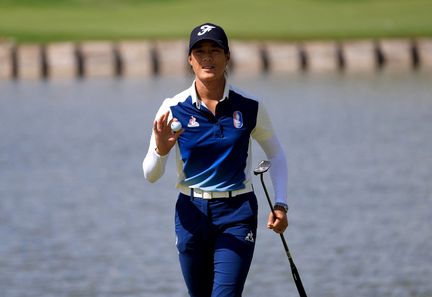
252, 103, 288, 206
256, 135, 288, 205
142, 99, 172, 183
142, 137, 169, 183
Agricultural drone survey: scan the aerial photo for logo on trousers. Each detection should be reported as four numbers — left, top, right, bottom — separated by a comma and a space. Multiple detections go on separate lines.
245, 231, 254, 243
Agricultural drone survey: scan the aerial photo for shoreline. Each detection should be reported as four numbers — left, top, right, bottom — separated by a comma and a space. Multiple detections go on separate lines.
1, 38, 431, 80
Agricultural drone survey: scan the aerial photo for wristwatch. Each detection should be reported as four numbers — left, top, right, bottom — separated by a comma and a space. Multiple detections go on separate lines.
274, 202, 288, 213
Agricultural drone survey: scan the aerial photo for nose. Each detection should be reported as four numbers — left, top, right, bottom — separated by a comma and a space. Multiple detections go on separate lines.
202, 53, 213, 62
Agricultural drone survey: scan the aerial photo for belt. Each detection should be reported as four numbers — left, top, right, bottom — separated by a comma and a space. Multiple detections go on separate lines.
178, 183, 253, 199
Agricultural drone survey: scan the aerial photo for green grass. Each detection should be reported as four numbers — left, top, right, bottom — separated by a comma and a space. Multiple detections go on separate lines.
1, 0, 431, 43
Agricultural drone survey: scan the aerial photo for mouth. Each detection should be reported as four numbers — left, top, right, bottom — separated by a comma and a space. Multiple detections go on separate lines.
202, 65, 215, 70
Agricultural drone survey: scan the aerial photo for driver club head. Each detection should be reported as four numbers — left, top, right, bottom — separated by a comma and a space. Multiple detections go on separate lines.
253, 160, 271, 175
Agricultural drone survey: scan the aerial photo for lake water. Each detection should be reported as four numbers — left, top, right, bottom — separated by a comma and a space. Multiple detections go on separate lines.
1, 73, 431, 297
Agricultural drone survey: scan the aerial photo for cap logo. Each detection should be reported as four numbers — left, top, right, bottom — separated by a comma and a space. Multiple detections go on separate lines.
197, 25, 216, 36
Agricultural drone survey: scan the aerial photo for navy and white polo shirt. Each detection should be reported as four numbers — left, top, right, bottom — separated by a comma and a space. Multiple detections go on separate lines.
143, 79, 288, 203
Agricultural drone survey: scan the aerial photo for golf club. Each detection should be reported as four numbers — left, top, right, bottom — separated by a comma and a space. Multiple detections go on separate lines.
254, 160, 308, 297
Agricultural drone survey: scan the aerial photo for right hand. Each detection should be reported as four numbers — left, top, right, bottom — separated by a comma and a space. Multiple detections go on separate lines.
153, 111, 183, 156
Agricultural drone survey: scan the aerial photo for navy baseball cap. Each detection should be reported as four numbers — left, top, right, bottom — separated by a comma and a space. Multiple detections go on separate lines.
188, 23, 229, 54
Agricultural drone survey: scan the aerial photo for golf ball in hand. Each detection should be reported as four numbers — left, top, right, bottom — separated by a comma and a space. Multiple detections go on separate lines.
171, 121, 182, 132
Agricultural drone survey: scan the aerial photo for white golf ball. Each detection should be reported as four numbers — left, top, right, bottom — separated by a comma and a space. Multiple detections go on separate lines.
171, 121, 182, 132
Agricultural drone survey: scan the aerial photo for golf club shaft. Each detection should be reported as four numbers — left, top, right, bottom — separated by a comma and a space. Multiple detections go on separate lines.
259, 174, 308, 297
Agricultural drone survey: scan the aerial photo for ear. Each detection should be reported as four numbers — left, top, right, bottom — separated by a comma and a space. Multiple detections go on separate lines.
188, 54, 193, 66
224, 52, 230, 69
226, 52, 231, 61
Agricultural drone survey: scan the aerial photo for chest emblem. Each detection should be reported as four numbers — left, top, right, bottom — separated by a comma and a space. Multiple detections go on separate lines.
233, 111, 243, 129
187, 116, 200, 128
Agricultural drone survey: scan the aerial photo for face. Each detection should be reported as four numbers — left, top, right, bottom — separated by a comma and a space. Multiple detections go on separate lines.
188, 40, 230, 82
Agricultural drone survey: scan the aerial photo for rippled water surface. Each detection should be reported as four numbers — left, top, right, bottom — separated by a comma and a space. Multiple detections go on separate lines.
1, 73, 431, 297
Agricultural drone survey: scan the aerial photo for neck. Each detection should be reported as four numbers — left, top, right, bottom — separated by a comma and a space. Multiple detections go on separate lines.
195, 76, 226, 102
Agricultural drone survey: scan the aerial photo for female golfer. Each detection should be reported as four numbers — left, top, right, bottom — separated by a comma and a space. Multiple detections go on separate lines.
143, 23, 288, 297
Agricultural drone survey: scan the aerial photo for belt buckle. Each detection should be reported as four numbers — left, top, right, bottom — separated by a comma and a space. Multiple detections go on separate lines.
194, 188, 212, 199
202, 191, 212, 199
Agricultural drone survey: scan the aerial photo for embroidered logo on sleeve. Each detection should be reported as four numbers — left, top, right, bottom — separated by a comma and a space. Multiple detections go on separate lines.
187, 116, 200, 127
233, 111, 243, 128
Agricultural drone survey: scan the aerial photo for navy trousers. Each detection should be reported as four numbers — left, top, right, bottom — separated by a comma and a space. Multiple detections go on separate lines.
175, 192, 258, 297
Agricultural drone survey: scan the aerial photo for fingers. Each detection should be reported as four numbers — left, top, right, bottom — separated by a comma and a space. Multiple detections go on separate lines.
154, 111, 184, 136
172, 129, 184, 140
267, 211, 288, 234
153, 119, 159, 134
153, 112, 183, 156
155, 111, 170, 133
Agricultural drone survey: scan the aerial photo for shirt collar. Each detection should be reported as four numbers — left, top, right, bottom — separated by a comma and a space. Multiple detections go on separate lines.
190, 77, 230, 109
